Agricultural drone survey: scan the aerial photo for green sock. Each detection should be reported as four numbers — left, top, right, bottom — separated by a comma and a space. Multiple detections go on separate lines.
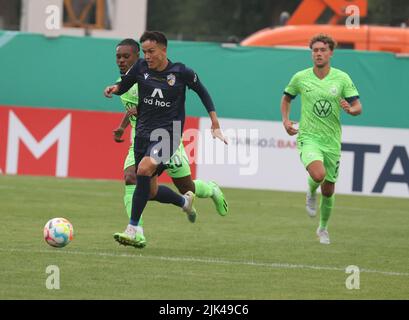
308, 176, 321, 194
193, 180, 213, 198
319, 194, 334, 229
124, 185, 143, 226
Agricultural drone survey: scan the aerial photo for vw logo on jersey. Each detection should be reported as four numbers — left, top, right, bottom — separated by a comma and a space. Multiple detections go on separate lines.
167, 73, 176, 86
313, 100, 332, 118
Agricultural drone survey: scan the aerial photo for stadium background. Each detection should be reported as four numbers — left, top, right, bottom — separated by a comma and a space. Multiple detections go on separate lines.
0, 32, 408, 197
1, 1, 409, 301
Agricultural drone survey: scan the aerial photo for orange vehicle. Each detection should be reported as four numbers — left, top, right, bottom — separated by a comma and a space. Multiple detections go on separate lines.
241, 0, 409, 54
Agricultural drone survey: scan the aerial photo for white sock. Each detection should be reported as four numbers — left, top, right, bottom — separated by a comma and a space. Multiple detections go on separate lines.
135, 226, 144, 235
182, 196, 188, 210
125, 224, 137, 237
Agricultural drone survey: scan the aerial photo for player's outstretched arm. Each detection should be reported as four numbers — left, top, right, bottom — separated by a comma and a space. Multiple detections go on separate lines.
281, 95, 298, 136
183, 67, 227, 144
340, 98, 362, 116
209, 111, 228, 144
104, 85, 119, 98
104, 62, 139, 98
187, 73, 227, 144
113, 127, 125, 143
113, 112, 131, 143
126, 107, 137, 118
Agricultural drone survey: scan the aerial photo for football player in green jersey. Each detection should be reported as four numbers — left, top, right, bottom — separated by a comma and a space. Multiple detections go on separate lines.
112, 39, 228, 246
281, 34, 362, 244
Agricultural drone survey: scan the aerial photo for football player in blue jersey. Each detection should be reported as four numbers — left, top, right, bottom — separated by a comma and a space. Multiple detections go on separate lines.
113, 38, 229, 246
104, 31, 227, 248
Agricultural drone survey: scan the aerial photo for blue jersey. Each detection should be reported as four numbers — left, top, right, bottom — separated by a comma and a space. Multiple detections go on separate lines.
115, 59, 215, 139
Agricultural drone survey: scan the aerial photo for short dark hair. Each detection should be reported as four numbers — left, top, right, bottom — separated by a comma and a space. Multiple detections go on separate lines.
117, 38, 140, 53
309, 34, 337, 51
140, 31, 168, 47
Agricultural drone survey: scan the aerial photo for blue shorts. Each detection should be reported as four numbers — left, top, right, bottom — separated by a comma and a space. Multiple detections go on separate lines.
134, 136, 179, 177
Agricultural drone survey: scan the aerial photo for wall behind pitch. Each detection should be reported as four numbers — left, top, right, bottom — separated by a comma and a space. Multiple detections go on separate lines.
1, 32, 408, 197
196, 118, 409, 198
0, 32, 408, 129
1, 104, 407, 197
0, 105, 199, 181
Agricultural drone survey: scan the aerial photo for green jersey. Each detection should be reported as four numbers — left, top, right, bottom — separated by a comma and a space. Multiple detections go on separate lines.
118, 77, 138, 141
284, 67, 359, 150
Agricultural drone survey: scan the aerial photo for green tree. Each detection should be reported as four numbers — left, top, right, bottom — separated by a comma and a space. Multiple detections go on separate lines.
147, 0, 301, 42
366, 0, 409, 26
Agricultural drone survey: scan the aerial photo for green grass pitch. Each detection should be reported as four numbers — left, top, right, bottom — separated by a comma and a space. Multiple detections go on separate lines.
0, 175, 408, 299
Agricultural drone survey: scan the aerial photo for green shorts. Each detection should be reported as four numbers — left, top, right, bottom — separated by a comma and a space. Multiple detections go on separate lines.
297, 140, 341, 183
123, 141, 191, 178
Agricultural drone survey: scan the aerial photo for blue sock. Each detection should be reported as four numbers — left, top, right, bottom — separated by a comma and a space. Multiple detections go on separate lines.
152, 185, 185, 208
130, 175, 151, 226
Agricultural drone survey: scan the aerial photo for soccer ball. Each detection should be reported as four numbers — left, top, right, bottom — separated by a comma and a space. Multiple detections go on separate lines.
43, 217, 74, 248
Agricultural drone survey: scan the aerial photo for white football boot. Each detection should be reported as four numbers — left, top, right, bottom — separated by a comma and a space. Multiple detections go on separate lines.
316, 226, 330, 245
306, 190, 318, 217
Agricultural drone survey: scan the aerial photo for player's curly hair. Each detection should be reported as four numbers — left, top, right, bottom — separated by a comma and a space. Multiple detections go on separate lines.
117, 38, 140, 53
140, 31, 168, 47
309, 34, 337, 51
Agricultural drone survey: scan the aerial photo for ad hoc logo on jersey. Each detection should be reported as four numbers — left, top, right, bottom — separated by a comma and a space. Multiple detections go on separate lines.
143, 88, 171, 108
313, 100, 332, 118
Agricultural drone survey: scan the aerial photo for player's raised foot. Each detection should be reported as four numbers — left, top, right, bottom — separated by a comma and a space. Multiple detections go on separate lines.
316, 226, 330, 245
306, 190, 317, 217
209, 181, 228, 216
113, 225, 146, 248
182, 191, 197, 223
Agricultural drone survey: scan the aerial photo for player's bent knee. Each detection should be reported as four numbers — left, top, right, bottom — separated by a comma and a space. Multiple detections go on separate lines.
137, 166, 154, 176
173, 179, 194, 195
321, 185, 335, 198
137, 158, 157, 176
307, 163, 326, 183
322, 189, 334, 197
176, 185, 190, 195
149, 189, 158, 199
321, 182, 335, 197
311, 173, 325, 183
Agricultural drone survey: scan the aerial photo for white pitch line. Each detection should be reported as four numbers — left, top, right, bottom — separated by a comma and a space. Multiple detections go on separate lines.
1, 247, 409, 277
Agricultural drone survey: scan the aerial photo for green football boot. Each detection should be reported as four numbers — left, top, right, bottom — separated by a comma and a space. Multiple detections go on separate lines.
209, 181, 228, 216
113, 230, 146, 248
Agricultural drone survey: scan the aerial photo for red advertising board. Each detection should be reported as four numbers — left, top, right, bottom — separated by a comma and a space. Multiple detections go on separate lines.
0, 106, 198, 182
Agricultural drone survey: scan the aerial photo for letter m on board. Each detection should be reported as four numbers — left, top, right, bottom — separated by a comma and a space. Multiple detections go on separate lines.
5, 111, 71, 177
